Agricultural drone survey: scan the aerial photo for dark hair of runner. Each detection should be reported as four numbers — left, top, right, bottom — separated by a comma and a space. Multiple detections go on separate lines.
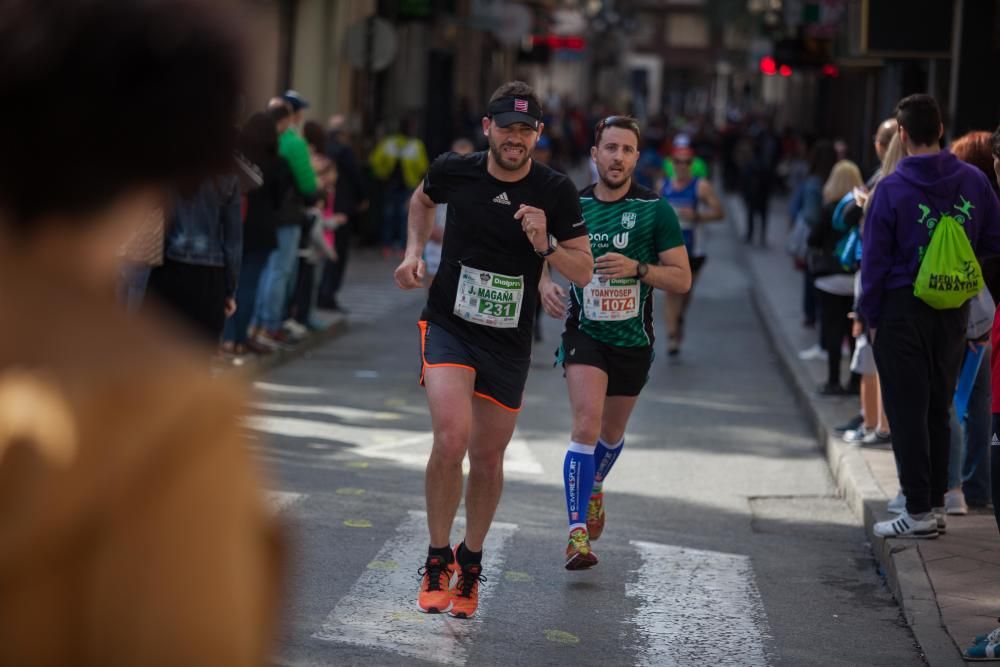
895, 94, 942, 147
594, 116, 641, 147
488, 81, 541, 112
0, 0, 245, 233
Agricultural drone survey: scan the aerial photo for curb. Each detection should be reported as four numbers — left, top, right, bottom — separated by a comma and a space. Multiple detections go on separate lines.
744, 265, 965, 666
223, 314, 349, 378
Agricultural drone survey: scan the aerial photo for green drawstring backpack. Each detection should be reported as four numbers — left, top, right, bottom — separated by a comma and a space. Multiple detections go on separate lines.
913, 213, 983, 309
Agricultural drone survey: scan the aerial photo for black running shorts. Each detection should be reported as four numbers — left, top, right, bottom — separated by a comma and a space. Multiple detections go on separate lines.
557, 326, 653, 397
418, 320, 530, 412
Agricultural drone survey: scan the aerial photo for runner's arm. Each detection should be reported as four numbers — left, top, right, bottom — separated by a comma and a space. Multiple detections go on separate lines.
696, 180, 724, 222
644, 246, 691, 293
545, 235, 593, 288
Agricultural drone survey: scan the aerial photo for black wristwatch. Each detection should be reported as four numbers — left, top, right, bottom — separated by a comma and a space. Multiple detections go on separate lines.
635, 261, 649, 279
535, 234, 558, 257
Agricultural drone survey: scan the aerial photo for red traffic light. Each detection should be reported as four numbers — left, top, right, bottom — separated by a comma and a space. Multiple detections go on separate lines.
759, 56, 777, 76
779, 64, 792, 77
822, 64, 840, 78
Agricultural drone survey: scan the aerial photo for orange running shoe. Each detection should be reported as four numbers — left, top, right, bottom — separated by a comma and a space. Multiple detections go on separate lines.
449, 561, 486, 619
587, 492, 606, 541
565, 527, 598, 570
417, 554, 456, 614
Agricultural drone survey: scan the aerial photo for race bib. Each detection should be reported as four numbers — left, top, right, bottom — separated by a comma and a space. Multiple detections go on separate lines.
453, 264, 524, 328
582, 275, 640, 321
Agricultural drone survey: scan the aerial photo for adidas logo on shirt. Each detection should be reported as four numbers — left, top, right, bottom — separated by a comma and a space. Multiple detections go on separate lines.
493, 192, 511, 206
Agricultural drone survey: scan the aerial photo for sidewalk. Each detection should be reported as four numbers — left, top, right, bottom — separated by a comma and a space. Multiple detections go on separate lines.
731, 193, 999, 666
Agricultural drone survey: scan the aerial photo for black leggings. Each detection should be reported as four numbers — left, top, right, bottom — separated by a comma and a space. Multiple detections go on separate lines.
819, 290, 854, 387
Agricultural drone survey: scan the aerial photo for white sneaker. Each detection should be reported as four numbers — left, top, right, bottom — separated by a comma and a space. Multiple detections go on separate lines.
886, 491, 906, 514
944, 489, 968, 515
873, 511, 938, 539
798, 344, 828, 361
843, 427, 872, 443
282, 319, 309, 340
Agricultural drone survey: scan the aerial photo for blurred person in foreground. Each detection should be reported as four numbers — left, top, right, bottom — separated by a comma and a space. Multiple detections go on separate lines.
862, 95, 1000, 539
0, 1, 283, 664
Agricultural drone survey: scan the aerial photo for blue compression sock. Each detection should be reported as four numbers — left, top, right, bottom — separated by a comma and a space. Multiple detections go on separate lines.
591, 436, 624, 493
563, 441, 596, 529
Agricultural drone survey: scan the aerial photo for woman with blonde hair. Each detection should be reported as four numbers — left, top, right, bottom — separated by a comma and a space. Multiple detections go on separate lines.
807, 160, 865, 395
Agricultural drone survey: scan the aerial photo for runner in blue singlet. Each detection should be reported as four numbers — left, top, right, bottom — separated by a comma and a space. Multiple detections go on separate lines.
657, 142, 725, 357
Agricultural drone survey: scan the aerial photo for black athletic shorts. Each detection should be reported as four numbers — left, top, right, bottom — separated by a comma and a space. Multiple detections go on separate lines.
557, 326, 653, 397
418, 320, 529, 412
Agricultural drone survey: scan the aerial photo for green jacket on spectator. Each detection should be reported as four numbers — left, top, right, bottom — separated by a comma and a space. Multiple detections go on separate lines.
279, 128, 317, 198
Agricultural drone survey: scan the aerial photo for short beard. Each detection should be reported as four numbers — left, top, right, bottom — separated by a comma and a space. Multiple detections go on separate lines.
598, 165, 633, 190
488, 133, 532, 172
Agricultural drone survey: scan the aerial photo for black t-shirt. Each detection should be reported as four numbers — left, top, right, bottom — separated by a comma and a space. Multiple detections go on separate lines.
421, 151, 586, 357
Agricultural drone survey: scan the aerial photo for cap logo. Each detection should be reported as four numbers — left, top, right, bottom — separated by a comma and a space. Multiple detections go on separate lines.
514, 98, 529, 112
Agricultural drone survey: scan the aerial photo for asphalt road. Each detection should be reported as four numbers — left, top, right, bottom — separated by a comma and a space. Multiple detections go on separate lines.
252, 220, 925, 666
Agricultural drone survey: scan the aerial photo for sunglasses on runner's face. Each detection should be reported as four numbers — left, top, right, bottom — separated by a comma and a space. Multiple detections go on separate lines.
595, 116, 640, 142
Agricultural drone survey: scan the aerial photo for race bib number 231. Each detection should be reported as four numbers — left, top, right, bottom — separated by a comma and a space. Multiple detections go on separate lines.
453, 264, 524, 329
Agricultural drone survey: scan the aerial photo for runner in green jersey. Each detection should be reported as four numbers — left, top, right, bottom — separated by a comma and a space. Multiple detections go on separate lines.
540, 116, 692, 569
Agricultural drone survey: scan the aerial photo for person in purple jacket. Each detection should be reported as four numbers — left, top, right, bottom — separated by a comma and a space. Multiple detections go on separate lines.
860, 94, 1000, 539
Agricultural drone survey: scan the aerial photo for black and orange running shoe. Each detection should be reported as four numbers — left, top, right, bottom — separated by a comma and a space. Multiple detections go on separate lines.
417, 554, 456, 614
449, 561, 486, 619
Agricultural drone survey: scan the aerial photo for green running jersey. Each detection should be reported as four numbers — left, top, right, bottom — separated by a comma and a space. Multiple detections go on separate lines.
568, 182, 684, 348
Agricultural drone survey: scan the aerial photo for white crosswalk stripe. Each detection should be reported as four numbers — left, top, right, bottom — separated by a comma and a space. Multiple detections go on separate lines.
313, 511, 518, 666
627, 541, 771, 666
266, 491, 306, 514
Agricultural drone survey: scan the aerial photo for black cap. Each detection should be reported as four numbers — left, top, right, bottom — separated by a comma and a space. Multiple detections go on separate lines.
282, 89, 309, 112
488, 96, 542, 130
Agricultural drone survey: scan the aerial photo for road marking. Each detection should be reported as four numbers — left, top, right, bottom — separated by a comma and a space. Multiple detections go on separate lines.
314, 510, 518, 666
544, 629, 580, 645
246, 415, 543, 476
253, 381, 322, 396
627, 541, 770, 667
343, 519, 373, 528
252, 401, 402, 422
266, 491, 305, 514
504, 571, 533, 583
335, 487, 366, 495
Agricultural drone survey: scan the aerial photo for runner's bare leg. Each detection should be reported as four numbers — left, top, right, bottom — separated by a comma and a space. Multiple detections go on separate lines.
424, 366, 476, 548
463, 397, 519, 552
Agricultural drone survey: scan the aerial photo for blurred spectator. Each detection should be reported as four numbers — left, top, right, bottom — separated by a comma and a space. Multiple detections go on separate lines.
117, 204, 166, 311
0, 0, 282, 663
790, 140, 838, 341
807, 160, 863, 395
864, 95, 1000, 538
741, 120, 781, 245
291, 121, 340, 331
944, 131, 1000, 514
370, 117, 428, 259
221, 113, 293, 357
146, 174, 242, 343
319, 114, 368, 311
254, 96, 318, 350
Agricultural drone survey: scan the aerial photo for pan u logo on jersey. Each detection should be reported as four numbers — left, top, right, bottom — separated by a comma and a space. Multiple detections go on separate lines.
613, 232, 629, 249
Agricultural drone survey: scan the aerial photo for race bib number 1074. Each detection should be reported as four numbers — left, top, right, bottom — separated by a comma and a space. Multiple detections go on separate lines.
582, 275, 640, 321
